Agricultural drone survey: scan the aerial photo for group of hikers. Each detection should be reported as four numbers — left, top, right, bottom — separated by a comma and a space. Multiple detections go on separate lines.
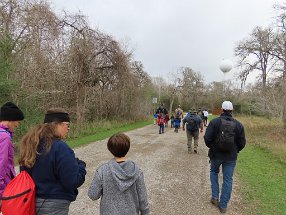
0, 100, 246, 214
154, 101, 246, 214
154, 103, 209, 134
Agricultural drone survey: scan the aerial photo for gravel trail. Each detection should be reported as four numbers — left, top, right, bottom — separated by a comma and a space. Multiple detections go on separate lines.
70, 125, 246, 215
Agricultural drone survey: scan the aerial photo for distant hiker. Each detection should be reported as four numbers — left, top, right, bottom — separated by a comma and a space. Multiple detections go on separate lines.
153, 113, 158, 125
156, 103, 168, 115
157, 112, 165, 134
204, 101, 246, 214
0, 102, 24, 212
170, 114, 175, 128
203, 109, 209, 126
88, 133, 150, 215
174, 114, 181, 133
18, 108, 86, 214
197, 108, 204, 121
175, 105, 184, 121
182, 107, 203, 154
165, 113, 169, 127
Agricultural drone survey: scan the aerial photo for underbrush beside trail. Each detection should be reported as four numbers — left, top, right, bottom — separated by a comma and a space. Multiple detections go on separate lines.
238, 116, 286, 163
235, 116, 286, 215
67, 119, 153, 148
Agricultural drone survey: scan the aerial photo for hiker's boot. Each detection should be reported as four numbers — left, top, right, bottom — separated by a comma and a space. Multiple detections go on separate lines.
194, 149, 197, 154
210, 198, 219, 206
219, 207, 227, 214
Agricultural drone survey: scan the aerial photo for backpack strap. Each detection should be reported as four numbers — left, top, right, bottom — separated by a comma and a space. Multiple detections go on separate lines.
0, 129, 10, 134
0, 128, 12, 139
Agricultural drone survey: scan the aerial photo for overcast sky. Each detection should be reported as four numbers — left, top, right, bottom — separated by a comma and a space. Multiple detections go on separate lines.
50, 0, 284, 84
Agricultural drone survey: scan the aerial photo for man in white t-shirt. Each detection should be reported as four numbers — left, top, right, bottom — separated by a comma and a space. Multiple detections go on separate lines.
203, 109, 209, 127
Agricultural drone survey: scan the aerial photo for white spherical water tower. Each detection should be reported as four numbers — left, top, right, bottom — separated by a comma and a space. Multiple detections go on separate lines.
219, 59, 233, 98
219, 59, 233, 79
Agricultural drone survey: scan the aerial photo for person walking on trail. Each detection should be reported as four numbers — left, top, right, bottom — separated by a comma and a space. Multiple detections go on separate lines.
164, 113, 169, 128
175, 105, 184, 120
173, 114, 181, 133
157, 111, 165, 134
170, 113, 175, 128
182, 107, 203, 154
197, 108, 204, 121
156, 103, 168, 115
203, 109, 209, 127
18, 108, 86, 214
0, 102, 25, 212
153, 112, 158, 125
204, 101, 246, 214
88, 133, 150, 215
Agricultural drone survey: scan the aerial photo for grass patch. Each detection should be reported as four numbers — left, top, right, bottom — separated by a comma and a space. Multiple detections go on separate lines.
237, 144, 286, 214
235, 116, 286, 215
67, 119, 152, 148
238, 116, 286, 163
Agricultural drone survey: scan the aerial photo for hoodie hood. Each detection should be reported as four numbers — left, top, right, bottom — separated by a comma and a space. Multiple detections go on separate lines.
108, 159, 141, 192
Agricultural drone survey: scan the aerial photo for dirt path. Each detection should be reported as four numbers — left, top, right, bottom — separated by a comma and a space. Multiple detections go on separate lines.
70, 125, 246, 215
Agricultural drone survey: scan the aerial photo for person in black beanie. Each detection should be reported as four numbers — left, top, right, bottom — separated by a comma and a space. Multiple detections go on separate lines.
0, 102, 25, 211
18, 108, 86, 215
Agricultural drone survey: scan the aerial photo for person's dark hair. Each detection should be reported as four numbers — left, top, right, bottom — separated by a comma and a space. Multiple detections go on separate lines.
107, 133, 130, 158
222, 109, 232, 114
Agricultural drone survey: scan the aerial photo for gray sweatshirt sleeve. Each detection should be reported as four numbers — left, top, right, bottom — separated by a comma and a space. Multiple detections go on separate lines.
136, 171, 150, 215
88, 168, 103, 200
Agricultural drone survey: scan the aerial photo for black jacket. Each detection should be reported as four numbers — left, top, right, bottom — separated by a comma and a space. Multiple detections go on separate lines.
204, 112, 246, 161
156, 106, 168, 115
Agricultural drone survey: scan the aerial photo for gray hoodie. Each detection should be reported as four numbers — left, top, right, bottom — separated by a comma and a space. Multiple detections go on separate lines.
88, 159, 150, 215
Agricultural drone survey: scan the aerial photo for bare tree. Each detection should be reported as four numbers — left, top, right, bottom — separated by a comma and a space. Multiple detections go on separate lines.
165, 70, 183, 114
180, 67, 204, 109
235, 26, 276, 89
269, 3, 286, 128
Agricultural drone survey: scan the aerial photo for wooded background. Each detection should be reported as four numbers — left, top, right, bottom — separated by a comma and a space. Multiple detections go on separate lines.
1, 0, 285, 134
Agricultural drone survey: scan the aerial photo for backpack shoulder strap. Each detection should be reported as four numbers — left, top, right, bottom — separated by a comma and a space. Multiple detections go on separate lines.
0, 129, 12, 139
220, 117, 237, 131
0, 129, 9, 133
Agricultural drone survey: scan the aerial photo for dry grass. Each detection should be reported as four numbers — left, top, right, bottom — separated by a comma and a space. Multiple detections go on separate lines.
237, 116, 286, 163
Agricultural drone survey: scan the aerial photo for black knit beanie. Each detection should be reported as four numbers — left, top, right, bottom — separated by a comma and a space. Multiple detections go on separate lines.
0, 102, 25, 121
44, 112, 70, 123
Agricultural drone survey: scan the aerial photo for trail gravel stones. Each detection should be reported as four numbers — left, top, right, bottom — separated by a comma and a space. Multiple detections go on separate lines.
70, 125, 246, 215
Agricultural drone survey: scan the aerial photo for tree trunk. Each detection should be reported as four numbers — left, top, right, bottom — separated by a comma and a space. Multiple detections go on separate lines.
169, 97, 174, 114
283, 62, 286, 129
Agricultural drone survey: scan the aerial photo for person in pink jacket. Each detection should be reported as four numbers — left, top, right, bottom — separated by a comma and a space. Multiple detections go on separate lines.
0, 102, 24, 211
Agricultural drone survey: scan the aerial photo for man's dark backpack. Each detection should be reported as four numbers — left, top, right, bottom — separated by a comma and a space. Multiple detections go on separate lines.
187, 115, 198, 132
216, 118, 236, 152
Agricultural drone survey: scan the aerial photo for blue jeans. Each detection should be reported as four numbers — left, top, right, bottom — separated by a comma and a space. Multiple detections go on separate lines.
159, 123, 164, 133
210, 159, 236, 209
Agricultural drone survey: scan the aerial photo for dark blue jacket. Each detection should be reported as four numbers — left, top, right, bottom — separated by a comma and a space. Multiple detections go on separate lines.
183, 114, 202, 132
204, 112, 246, 161
174, 118, 181, 127
27, 140, 86, 201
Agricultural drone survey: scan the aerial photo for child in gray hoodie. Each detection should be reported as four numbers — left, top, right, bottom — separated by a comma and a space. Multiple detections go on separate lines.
88, 133, 150, 215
